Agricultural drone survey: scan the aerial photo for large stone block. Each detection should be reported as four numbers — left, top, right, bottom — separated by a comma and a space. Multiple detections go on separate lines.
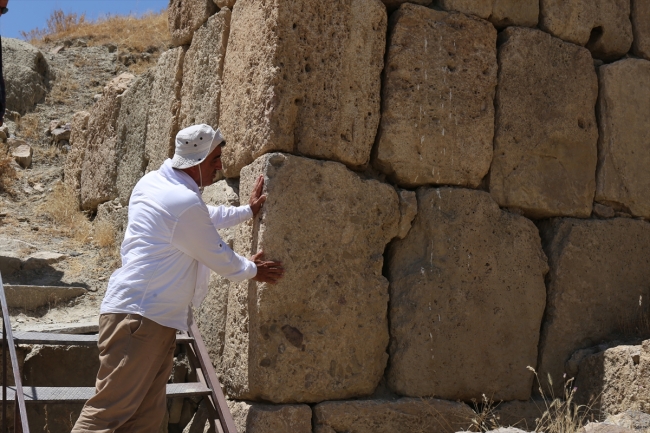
539, 0, 633, 60
194, 179, 240, 379
313, 398, 475, 433
145, 47, 187, 173
595, 59, 650, 219
374, 5, 497, 188
219, 0, 386, 177
436, 0, 538, 27
537, 218, 650, 396
23, 345, 99, 387
115, 70, 155, 206
64, 111, 90, 203
574, 342, 650, 414
228, 401, 312, 433
80, 73, 134, 211
1, 38, 50, 114
180, 9, 231, 129
632, 0, 650, 60
222, 153, 400, 403
386, 187, 548, 400
168, 0, 217, 47
489, 28, 598, 219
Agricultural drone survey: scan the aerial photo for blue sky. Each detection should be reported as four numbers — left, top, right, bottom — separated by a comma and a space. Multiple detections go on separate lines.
0, 0, 169, 39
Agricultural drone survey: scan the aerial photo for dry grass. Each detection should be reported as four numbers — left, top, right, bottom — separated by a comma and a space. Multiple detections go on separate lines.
93, 219, 115, 248
470, 394, 501, 432
39, 182, 92, 242
0, 144, 17, 195
22, 9, 170, 56
47, 68, 79, 105
15, 113, 41, 143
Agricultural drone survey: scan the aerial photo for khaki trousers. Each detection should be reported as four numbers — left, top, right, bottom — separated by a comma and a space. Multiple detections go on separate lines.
71, 313, 177, 433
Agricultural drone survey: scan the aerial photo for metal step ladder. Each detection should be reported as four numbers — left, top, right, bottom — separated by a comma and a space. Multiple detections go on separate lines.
0, 275, 238, 433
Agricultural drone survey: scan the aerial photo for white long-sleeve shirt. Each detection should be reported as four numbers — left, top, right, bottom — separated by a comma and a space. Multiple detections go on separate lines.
101, 159, 257, 331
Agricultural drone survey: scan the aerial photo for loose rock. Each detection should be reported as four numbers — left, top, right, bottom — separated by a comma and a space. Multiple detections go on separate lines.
12, 144, 33, 169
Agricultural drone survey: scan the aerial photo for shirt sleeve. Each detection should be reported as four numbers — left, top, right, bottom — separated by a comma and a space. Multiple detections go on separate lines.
207, 204, 253, 229
172, 203, 257, 282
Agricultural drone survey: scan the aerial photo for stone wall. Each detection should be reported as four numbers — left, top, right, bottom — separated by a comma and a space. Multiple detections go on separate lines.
71, 0, 650, 430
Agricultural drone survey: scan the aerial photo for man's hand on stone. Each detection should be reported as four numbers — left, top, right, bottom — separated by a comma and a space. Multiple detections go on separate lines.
249, 175, 266, 217
251, 250, 284, 284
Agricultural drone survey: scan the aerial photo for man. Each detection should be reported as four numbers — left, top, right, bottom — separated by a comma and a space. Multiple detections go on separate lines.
72, 124, 283, 432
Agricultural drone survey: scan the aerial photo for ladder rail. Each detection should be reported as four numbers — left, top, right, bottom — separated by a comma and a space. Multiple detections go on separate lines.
0, 273, 29, 433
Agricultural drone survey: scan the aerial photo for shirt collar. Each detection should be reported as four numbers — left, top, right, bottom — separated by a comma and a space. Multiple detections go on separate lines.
158, 158, 201, 195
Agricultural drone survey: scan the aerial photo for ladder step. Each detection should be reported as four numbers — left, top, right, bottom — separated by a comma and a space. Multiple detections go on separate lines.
12, 331, 194, 346
0, 383, 211, 403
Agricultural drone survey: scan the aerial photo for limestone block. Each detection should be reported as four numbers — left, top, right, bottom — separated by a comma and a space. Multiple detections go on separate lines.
228, 401, 312, 433
1, 38, 50, 114
115, 70, 154, 206
396, 189, 417, 239
386, 187, 548, 400
64, 111, 90, 201
574, 343, 650, 414
12, 144, 32, 169
215, 0, 235, 8
374, 6, 497, 188
219, 0, 386, 177
145, 47, 187, 173
313, 398, 475, 433
489, 28, 598, 219
632, 0, 650, 60
80, 74, 134, 210
180, 9, 231, 129
222, 153, 400, 403
537, 218, 650, 396
495, 400, 544, 430
436, 0, 539, 27
168, 0, 217, 47
595, 59, 650, 219
539, 0, 633, 60
194, 179, 240, 379
23, 345, 99, 386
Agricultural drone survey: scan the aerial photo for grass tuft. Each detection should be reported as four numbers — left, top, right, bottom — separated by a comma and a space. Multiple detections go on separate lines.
0, 144, 17, 195
39, 182, 91, 242
93, 219, 115, 248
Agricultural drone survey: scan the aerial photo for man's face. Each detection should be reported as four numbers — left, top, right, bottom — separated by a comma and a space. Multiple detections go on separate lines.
197, 145, 223, 187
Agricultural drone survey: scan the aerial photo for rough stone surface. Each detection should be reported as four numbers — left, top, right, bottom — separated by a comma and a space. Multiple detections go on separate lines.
313, 398, 474, 433
228, 401, 312, 433
396, 190, 417, 240
537, 218, 650, 396
0, 251, 21, 276
606, 410, 650, 431
1, 38, 50, 114
436, 0, 539, 27
215, 0, 235, 8
539, 0, 633, 60
96, 200, 129, 247
495, 400, 544, 430
374, 5, 497, 188
489, 28, 598, 219
64, 111, 90, 201
180, 9, 231, 129
27, 404, 85, 433
115, 70, 155, 206
23, 251, 67, 269
595, 59, 650, 219
386, 187, 548, 400
79, 74, 134, 211
222, 153, 399, 403
168, 0, 217, 47
382, 0, 432, 11
5, 285, 86, 310
12, 144, 33, 169
632, 0, 650, 60
145, 46, 186, 173
593, 203, 616, 218
220, 0, 386, 177
580, 423, 637, 433
23, 345, 99, 386
194, 179, 240, 380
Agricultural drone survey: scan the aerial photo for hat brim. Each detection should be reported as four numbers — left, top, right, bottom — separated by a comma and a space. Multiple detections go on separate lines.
171, 133, 223, 169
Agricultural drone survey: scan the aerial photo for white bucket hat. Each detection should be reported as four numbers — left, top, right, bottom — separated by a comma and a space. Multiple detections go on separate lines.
171, 124, 224, 169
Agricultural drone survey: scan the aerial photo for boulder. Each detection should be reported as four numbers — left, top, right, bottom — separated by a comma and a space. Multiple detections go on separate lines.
386, 187, 548, 401
539, 0, 633, 60
313, 398, 474, 433
194, 179, 240, 380
574, 343, 649, 415
115, 70, 155, 206
632, 0, 650, 60
64, 111, 90, 202
0, 251, 21, 275
222, 153, 400, 403
595, 59, 650, 219
374, 5, 497, 188
228, 401, 312, 433
145, 47, 187, 173
537, 218, 650, 396
179, 8, 231, 129
489, 28, 598, 219
80, 74, 134, 211
1, 38, 50, 114
436, 0, 539, 27
219, 0, 386, 177
168, 0, 217, 47
12, 144, 32, 169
